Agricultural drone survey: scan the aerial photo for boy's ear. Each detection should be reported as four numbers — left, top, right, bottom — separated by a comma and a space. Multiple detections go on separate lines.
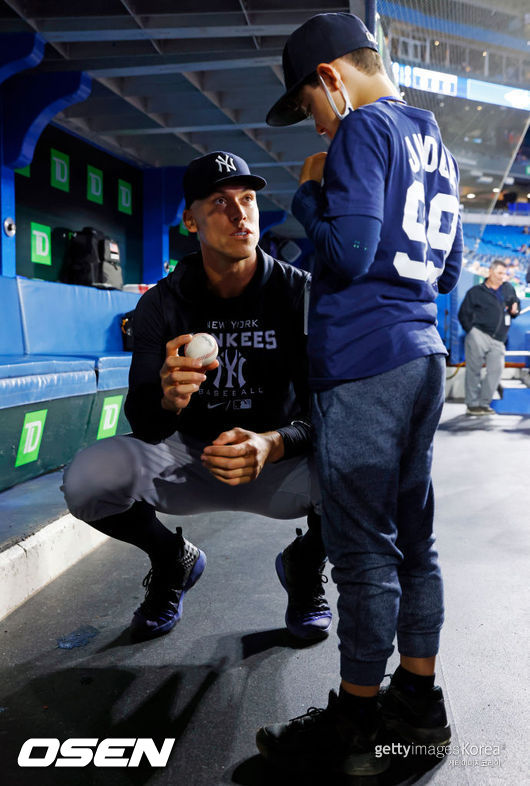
316, 62, 342, 90
182, 209, 198, 234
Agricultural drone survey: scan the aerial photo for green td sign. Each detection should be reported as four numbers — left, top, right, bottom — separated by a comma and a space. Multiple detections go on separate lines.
50, 148, 70, 192
118, 179, 132, 214
15, 410, 48, 467
97, 395, 124, 440
87, 165, 104, 204
31, 222, 52, 265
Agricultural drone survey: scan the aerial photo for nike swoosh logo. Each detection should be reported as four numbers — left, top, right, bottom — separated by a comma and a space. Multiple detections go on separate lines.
207, 402, 225, 409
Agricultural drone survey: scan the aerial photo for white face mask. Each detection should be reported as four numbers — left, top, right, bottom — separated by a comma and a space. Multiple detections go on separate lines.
318, 73, 354, 120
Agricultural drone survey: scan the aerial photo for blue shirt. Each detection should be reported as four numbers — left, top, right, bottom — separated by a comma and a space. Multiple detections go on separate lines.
292, 101, 463, 389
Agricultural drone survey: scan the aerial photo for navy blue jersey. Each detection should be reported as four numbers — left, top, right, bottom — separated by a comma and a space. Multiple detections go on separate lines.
307, 101, 462, 387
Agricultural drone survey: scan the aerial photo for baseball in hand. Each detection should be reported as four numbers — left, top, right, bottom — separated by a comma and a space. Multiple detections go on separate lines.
184, 333, 219, 366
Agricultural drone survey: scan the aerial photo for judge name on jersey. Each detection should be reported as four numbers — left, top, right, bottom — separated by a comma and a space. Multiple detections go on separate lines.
404, 133, 457, 188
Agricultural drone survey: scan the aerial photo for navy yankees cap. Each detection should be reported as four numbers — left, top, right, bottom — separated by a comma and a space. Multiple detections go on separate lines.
183, 151, 267, 208
266, 12, 379, 127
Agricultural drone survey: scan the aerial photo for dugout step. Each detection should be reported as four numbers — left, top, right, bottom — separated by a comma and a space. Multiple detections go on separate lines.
0, 470, 107, 621
490, 386, 530, 415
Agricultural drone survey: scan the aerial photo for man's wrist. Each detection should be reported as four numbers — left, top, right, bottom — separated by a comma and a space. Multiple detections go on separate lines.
161, 397, 182, 415
263, 431, 285, 463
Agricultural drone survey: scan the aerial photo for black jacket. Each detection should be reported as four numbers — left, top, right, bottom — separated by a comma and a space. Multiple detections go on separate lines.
458, 281, 520, 343
124, 248, 312, 457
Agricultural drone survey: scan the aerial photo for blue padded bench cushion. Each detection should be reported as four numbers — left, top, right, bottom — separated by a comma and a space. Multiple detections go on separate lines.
71, 354, 132, 390
98, 366, 130, 390
0, 277, 25, 355
0, 355, 95, 379
0, 370, 96, 410
17, 276, 140, 355
97, 354, 132, 369
75, 353, 132, 369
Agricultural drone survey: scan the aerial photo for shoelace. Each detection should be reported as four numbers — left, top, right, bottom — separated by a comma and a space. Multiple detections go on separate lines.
142, 568, 154, 591
288, 706, 326, 729
291, 570, 329, 611
288, 528, 329, 604
139, 568, 180, 615
287, 691, 341, 732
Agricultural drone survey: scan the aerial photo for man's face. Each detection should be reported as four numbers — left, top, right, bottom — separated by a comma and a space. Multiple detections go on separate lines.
298, 83, 341, 140
487, 265, 506, 289
184, 185, 259, 261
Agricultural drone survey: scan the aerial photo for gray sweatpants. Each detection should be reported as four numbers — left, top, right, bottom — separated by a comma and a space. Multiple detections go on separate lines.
62, 430, 320, 524
464, 327, 505, 408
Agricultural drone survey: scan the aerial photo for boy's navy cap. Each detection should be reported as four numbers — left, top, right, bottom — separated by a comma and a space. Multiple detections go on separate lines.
266, 12, 378, 127
183, 151, 267, 208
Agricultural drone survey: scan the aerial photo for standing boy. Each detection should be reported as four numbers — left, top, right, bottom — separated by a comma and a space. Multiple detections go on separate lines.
256, 12, 463, 776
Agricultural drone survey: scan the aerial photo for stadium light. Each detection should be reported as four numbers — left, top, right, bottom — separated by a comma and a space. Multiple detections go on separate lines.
467, 193, 476, 199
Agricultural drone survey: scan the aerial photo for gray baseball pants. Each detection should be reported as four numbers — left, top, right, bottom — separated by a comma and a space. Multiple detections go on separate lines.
464, 327, 505, 408
62, 430, 321, 524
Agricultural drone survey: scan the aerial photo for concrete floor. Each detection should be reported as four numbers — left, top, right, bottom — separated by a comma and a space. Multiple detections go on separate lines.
0, 402, 528, 785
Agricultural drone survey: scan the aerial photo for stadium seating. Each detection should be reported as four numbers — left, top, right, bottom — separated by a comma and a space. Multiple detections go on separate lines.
463, 224, 529, 260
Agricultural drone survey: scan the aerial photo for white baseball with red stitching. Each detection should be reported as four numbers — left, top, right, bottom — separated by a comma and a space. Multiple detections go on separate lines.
184, 333, 219, 366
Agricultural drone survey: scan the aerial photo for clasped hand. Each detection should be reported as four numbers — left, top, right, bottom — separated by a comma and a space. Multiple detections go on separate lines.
201, 427, 281, 486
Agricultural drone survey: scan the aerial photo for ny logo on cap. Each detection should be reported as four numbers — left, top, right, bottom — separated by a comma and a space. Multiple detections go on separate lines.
215, 154, 237, 174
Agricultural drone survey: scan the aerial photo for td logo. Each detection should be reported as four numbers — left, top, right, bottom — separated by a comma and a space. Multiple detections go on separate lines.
50, 148, 70, 192
87, 165, 104, 205
118, 179, 132, 215
97, 395, 124, 440
15, 410, 48, 467
30, 223, 51, 266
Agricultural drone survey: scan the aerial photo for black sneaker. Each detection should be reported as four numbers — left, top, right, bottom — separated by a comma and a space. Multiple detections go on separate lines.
380, 671, 451, 746
256, 690, 390, 776
275, 528, 332, 640
130, 527, 206, 641
466, 406, 486, 416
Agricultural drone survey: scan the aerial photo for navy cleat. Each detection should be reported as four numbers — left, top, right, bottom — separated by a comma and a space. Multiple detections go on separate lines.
276, 527, 332, 640
130, 526, 206, 641
256, 690, 390, 776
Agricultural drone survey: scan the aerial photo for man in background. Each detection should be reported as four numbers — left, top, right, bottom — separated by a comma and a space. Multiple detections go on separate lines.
459, 260, 520, 415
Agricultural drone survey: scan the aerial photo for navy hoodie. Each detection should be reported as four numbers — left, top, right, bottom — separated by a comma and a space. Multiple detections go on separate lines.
125, 248, 312, 454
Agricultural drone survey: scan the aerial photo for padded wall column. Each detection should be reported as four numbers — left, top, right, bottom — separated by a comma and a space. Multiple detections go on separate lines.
143, 166, 186, 284
0, 32, 91, 277
0, 33, 45, 277
0, 154, 16, 277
